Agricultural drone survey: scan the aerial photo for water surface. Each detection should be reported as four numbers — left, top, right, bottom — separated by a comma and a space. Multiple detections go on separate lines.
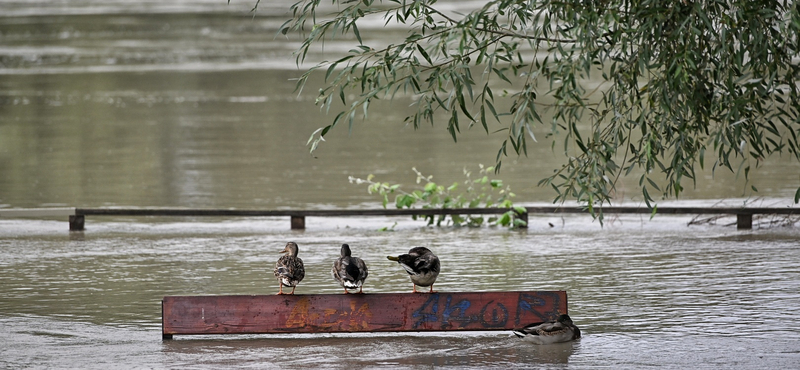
1, 1, 799, 369
2, 216, 800, 368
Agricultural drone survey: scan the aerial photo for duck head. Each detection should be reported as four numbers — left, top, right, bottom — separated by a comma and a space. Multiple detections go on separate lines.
280, 242, 299, 257
340, 244, 352, 257
556, 314, 573, 325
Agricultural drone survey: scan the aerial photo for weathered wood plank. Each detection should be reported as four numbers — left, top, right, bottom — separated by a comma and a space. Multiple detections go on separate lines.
75, 207, 522, 217
0, 207, 76, 217
526, 206, 800, 215
4, 206, 797, 231
75, 206, 800, 217
162, 291, 567, 338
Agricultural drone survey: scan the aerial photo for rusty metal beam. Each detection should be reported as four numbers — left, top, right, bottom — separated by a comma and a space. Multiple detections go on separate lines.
162, 291, 567, 339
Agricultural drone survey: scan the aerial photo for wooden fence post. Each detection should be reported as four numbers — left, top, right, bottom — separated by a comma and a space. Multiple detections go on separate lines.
69, 215, 85, 231
516, 210, 528, 229
291, 215, 305, 230
737, 213, 753, 230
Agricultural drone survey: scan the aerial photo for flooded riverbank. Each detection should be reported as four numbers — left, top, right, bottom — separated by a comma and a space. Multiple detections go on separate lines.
2, 1, 799, 368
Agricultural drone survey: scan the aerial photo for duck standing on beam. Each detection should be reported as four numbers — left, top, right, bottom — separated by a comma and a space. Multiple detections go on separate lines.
274, 242, 305, 295
387, 246, 440, 293
331, 243, 369, 294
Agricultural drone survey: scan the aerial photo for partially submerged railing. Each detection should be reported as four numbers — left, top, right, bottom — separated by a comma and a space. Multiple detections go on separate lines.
1, 206, 798, 230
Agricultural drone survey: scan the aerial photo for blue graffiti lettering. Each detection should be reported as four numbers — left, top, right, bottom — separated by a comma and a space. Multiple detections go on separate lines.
479, 301, 508, 328
411, 294, 440, 329
441, 296, 474, 329
515, 292, 557, 325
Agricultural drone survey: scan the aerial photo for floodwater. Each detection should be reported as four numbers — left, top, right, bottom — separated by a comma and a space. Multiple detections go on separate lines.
1, 1, 799, 369
2, 217, 799, 369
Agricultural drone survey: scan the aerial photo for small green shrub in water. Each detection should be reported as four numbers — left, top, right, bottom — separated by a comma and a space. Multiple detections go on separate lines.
349, 165, 527, 229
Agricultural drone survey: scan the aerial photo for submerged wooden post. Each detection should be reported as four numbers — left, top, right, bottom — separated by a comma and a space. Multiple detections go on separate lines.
69, 215, 85, 231
290, 215, 305, 230
737, 213, 753, 230
516, 210, 529, 229
162, 291, 567, 339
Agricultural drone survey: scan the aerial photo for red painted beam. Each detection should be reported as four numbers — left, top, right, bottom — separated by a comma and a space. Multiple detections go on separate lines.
162, 291, 567, 338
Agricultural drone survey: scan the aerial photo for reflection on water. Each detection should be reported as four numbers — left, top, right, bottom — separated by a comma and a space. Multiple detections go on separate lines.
159, 334, 568, 368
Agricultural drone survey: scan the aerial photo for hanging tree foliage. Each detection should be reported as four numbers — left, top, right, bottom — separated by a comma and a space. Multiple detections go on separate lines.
277, 0, 800, 211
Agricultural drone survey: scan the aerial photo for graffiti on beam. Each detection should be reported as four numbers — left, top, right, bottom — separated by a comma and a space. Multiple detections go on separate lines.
285, 297, 373, 331
411, 292, 560, 330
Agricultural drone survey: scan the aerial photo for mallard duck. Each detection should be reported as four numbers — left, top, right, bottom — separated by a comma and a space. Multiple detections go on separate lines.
273, 241, 305, 295
512, 314, 581, 344
331, 243, 369, 294
387, 246, 440, 293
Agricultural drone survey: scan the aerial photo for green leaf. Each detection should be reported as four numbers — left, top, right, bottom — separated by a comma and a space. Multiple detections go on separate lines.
498, 212, 511, 226
352, 23, 362, 45
416, 44, 432, 64
423, 182, 437, 192
643, 186, 653, 209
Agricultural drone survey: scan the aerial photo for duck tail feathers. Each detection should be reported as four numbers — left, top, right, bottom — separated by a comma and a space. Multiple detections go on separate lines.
343, 281, 361, 289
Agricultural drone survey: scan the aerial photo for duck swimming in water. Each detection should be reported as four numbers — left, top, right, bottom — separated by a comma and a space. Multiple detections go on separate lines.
387, 246, 440, 293
331, 243, 369, 294
274, 242, 305, 295
512, 314, 581, 344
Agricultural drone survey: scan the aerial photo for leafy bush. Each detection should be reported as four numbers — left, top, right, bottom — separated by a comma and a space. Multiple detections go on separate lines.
349, 165, 527, 228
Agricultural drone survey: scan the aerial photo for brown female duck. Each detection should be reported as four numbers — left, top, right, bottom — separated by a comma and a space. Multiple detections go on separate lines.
273, 241, 305, 295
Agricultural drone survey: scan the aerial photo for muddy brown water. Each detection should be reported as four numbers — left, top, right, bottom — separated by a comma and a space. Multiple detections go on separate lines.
1, 1, 799, 368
